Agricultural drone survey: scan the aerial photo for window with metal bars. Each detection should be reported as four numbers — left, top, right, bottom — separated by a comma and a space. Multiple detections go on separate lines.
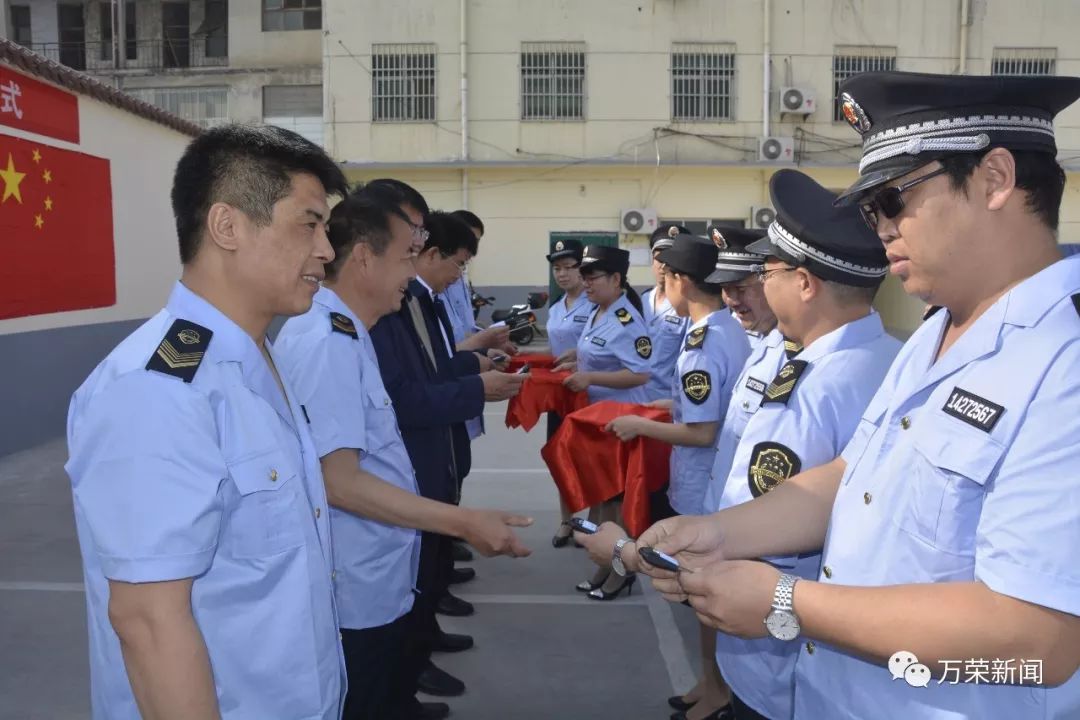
126, 86, 229, 128
992, 48, 1056, 76
10, 6, 32, 48
262, 0, 320, 31
832, 47, 896, 121
520, 42, 586, 121
371, 44, 437, 122
671, 43, 736, 121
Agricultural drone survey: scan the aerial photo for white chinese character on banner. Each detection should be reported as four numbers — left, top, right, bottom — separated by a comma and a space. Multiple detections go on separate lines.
1, 80, 24, 120
990, 658, 1016, 685
937, 660, 963, 685
1020, 659, 1043, 685
965, 658, 991, 684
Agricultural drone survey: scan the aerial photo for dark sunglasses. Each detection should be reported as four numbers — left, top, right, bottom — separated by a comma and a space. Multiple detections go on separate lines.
859, 166, 949, 231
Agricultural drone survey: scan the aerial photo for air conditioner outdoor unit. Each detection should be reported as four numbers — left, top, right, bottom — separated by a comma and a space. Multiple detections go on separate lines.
620, 208, 659, 235
750, 205, 777, 229
780, 86, 816, 114
758, 136, 795, 163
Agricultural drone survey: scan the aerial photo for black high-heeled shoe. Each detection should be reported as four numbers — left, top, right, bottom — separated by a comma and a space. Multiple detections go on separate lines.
552, 521, 572, 548
574, 569, 610, 593
587, 574, 637, 601
667, 695, 697, 712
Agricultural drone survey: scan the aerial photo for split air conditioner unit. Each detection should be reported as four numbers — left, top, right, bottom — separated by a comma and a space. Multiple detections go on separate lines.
620, 208, 659, 235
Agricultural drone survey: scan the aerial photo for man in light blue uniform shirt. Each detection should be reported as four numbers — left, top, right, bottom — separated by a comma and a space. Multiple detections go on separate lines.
637, 72, 1080, 720
65, 125, 348, 719
712, 170, 901, 720
276, 190, 531, 720
643, 225, 691, 399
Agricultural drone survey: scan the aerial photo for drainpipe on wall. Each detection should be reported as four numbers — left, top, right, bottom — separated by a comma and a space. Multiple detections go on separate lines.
958, 0, 970, 74
762, 0, 771, 138
460, 0, 469, 209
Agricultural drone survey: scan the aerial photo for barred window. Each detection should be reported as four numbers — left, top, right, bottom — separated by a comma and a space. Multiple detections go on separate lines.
832, 46, 896, 121
126, 87, 229, 128
372, 44, 437, 122
521, 42, 586, 121
992, 48, 1056, 76
671, 43, 736, 121
262, 0, 320, 32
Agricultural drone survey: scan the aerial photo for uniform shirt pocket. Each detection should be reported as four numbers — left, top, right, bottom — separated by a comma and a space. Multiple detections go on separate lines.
902, 424, 1004, 555
362, 387, 398, 454
226, 450, 305, 559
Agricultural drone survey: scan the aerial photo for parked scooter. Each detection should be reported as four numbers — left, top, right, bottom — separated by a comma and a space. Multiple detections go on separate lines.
490, 291, 548, 346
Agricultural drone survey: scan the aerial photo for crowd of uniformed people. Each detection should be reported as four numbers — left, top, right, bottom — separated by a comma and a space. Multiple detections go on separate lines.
64, 68, 1080, 720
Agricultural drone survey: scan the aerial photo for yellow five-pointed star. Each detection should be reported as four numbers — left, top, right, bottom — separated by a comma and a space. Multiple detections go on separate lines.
44, 196, 53, 211
42, 169, 52, 184
34, 214, 44, 229
0, 152, 26, 204
32, 149, 41, 164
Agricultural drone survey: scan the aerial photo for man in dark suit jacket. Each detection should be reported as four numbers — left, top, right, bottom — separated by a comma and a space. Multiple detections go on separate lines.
370, 209, 524, 719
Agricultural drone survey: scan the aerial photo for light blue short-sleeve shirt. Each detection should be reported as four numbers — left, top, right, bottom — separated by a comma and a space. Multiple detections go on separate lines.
702, 328, 787, 514
713, 311, 901, 720
547, 291, 594, 360
643, 287, 689, 399
577, 293, 653, 405
65, 282, 345, 720
794, 257, 1080, 720
668, 310, 751, 515
276, 286, 421, 631
440, 274, 479, 345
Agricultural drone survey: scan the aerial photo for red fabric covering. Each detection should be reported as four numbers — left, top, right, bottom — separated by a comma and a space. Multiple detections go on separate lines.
541, 401, 672, 536
507, 353, 556, 373
504, 368, 588, 432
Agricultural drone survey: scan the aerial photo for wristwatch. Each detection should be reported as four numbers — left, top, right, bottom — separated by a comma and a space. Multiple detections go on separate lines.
611, 538, 631, 577
764, 573, 801, 641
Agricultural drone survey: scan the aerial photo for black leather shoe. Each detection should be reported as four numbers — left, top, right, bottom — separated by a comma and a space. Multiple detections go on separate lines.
436, 593, 475, 617
418, 662, 466, 697
668, 695, 697, 712
449, 567, 476, 585
433, 630, 474, 653
451, 542, 474, 562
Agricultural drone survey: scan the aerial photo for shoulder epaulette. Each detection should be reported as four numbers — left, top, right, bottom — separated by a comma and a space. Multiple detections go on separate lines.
146, 319, 213, 383
330, 312, 359, 339
685, 325, 707, 350
783, 337, 803, 359
762, 359, 808, 406
923, 305, 943, 321
615, 308, 634, 326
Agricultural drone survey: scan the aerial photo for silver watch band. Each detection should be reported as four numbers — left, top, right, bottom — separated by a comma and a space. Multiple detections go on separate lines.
773, 573, 798, 611
612, 538, 630, 577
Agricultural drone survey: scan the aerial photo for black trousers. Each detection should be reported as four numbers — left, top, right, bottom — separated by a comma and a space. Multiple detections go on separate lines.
731, 693, 772, 720
341, 612, 410, 720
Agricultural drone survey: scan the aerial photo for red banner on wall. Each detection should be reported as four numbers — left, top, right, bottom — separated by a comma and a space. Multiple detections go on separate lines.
0, 133, 115, 319
0, 65, 80, 144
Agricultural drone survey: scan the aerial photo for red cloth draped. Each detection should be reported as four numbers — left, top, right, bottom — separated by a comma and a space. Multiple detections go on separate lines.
504, 368, 588, 431
541, 401, 672, 536
507, 353, 556, 373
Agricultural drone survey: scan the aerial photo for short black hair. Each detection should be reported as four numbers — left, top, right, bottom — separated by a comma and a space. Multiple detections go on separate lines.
939, 148, 1065, 231
451, 209, 484, 236
368, 178, 430, 218
171, 124, 348, 264
425, 211, 479, 257
324, 184, 411, 281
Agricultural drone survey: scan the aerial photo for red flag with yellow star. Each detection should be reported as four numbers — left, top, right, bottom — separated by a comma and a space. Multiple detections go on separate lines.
0, 134, 115, 320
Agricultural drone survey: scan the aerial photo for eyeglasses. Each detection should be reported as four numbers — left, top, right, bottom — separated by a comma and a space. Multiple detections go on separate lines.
858, 166, 949, 231
439, 251, 468, 271
406, 219, 430, 244
581, 272, 611, 284
755, 266, 798, 283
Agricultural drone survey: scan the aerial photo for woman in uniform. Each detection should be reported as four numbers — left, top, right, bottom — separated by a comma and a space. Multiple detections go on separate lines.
544, 238, 594, 547
556, 244, 652, 600
642, 225, 691, 399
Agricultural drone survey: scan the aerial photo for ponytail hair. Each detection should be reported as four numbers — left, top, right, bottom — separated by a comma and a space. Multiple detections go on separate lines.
620, 275, 644, 315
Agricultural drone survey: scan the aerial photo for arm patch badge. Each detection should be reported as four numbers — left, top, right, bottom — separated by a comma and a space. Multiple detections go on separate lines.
685, 326, 707, 350
762, 360, 808, 406
635, 336, 653, 359
682, 370, 712, 405
615, 308, 633, 325
748, 441, 802, 497
145, 319, 213, 383
330, 312, 359, 339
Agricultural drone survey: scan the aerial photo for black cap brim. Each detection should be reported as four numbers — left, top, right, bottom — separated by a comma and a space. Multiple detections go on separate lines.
705, 267, 755, 284
546, 250, 580, 263
745, 236, 779, 257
